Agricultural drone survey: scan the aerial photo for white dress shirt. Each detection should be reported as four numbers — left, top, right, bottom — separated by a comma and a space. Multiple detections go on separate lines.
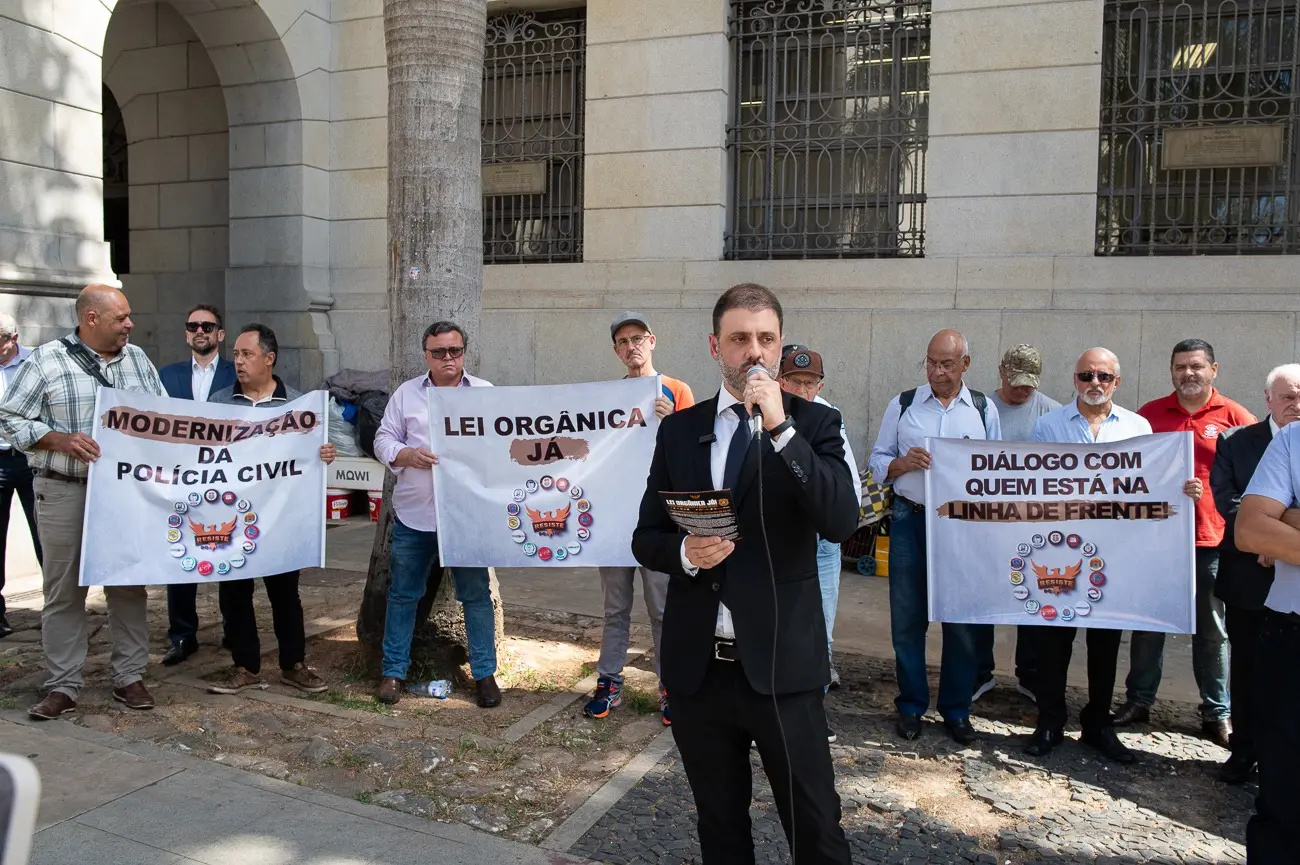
372, 371, 492, 532
868, 383, 1002, 505
815, 394, 862, 507
191, 355, 218, 402
1242, 421, 1300, 614
0, 346, 30, 451
679, 386, 796, 639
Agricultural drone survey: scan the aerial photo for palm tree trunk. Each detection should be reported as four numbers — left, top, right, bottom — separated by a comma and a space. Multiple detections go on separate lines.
356, 0, 502, 677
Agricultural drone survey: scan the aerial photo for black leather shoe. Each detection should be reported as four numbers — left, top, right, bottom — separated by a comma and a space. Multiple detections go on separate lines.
476, 675, 502, 708
1082, 726, 1136, 764
896, 713, 922, 741
0, 615, 12, 639
161, 639, 198, 666
1202, 719, 1232, 749
944, 716, 978, 745
1218, 752, 1256, 785
1024, 727, 1065, 757
1112, 701, 1150, 726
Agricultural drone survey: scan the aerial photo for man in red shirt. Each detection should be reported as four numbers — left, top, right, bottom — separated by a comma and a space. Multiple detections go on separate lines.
1114, 339, 1255, 747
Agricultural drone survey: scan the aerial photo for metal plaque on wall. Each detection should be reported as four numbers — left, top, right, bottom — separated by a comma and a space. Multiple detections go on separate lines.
482, 162, 548, 196
1161, 125, 1286, 170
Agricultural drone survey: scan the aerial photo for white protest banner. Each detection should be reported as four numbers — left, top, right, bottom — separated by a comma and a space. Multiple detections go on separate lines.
925, 433, 1195, 633
430, 378, 660, 567
81, 388, 328, 587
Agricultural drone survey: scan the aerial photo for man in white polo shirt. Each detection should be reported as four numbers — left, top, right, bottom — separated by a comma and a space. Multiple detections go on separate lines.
1235, 420, 1300, 864
372, 321, 499, 708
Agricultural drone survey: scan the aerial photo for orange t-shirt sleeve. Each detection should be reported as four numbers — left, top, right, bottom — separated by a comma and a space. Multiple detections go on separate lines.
663, 376, 696, 411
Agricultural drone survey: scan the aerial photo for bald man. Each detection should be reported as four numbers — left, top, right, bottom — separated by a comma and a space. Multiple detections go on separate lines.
0, 285, 165, 720
869, 329, 1001, 744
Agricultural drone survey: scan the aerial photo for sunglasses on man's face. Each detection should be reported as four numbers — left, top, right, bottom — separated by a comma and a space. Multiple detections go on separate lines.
426, 346, 466, 360
1076, 371, 1117, 384
186, 322, 218, 333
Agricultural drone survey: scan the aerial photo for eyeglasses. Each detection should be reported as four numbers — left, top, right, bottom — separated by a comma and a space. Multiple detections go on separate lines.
185, 322, 218, 333
426, 346, 466, 360
1076, 371, 1117, 384
615, 334, 650, 349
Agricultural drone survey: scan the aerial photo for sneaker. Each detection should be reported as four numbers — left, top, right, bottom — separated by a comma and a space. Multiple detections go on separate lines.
207, 667, 268, 695
659, 684, 671, 727
827, 726, 837, 744
583, 676, 622, 719
972, 674, 996, 702
282, 663, 327, 694
829, 664, 841, 690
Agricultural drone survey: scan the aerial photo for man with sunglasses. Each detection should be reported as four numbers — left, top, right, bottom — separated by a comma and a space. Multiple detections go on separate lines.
157, 305, 236, 665
1025, 348, 1202, 763
1115, 339, 1253, 748
372, 322, 501, 708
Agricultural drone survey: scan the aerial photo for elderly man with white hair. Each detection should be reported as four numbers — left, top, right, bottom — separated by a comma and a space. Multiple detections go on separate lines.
0, 311, 42, 638
1210, 363, 1300, 785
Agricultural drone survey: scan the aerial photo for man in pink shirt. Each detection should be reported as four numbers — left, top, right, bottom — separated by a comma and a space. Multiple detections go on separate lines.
371, 322, 498, 708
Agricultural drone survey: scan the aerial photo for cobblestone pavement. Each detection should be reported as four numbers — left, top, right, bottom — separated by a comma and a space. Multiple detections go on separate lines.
571, 654, 1251, 865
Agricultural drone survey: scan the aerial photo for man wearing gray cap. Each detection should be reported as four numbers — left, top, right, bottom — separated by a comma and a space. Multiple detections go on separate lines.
586, 312, 694, 726
973, 344, 1062, 703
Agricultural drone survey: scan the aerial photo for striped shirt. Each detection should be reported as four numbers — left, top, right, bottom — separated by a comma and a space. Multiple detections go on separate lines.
0, 332, 164, 478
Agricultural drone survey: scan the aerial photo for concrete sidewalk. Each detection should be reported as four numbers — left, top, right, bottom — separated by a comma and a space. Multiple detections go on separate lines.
1, 714, 591, 865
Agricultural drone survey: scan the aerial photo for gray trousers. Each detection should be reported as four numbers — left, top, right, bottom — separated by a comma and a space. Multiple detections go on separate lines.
596, 566, 668, 684
35, 477, 148, 699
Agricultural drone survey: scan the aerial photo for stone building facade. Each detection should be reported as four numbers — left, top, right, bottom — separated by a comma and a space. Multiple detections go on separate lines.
2, 0, 1297, 452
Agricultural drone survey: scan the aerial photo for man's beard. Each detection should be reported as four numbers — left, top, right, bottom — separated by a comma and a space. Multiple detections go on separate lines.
718, 355, 774, 395
1177, 379, 1207, 397
1080, 390, 1110, 406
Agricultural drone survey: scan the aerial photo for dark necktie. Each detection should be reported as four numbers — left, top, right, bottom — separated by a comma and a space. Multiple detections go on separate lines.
722, 402, 751, 491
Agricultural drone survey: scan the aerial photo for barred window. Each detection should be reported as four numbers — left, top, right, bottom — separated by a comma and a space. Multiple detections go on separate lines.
726, 0, 930, 260
482, 9, 585, 264
1097, 0, 1300, 255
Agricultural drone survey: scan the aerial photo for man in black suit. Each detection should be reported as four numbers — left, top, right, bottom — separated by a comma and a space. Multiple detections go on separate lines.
1211, 363, 1300, 783
156, 304, 236, 665
632, 283, 859, 864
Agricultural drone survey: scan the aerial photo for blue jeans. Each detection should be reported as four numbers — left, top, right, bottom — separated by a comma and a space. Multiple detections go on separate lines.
1125, 547, 1228, 721
889, 500, 978, 721
382, 517, 496, 681
816, 537, 840, 660
975, 625, 1039, 684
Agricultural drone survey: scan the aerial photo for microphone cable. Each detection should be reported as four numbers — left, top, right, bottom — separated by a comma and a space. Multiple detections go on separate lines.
750, 420, 798, 860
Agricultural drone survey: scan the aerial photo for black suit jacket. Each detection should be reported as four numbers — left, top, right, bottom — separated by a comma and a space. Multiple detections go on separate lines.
159, 357, 236, 400
1211, 420, 1276, 609
631, 391, 859, 698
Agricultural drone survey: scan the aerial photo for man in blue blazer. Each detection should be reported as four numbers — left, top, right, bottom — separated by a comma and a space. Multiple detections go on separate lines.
156, 304, 236, 665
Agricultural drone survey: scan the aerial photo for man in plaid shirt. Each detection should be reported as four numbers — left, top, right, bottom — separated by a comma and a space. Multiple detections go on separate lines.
0, 285, 165, 720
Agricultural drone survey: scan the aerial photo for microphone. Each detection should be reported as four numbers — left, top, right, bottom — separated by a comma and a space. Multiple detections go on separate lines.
746, 365, 769, 435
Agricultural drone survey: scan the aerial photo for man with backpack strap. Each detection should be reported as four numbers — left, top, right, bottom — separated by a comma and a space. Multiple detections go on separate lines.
868, 329, 1001, 744
0, 286, 166, 720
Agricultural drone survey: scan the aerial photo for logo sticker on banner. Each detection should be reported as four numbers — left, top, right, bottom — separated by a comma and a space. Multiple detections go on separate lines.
924, 433, 1195, 633
80, 388, 328, 587
429, 377, 660, 567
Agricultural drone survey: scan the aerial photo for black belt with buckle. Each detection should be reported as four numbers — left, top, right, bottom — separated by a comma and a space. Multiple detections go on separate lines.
713, 639, 737, 662
896, 495, 926, 514
35, 469, 87, 485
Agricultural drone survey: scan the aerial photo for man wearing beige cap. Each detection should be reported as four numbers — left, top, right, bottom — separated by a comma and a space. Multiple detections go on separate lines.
973, 344, 1061, 703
